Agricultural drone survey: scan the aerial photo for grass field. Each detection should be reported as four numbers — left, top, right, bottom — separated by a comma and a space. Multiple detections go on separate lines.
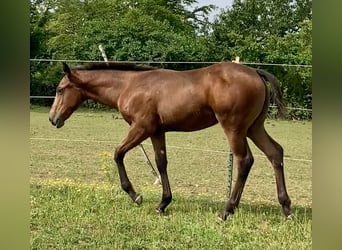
30, 106, 312, 249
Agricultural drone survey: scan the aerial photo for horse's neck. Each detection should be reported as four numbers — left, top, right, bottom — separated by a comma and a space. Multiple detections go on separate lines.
83, 71, 128, 109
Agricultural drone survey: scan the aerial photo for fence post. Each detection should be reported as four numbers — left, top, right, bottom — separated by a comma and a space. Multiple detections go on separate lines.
227, 151, 234, 198
232, 56, 240, 64
226, 56, 239, 197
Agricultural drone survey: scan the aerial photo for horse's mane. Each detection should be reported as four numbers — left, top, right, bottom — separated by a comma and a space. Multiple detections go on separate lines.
73, 62, 157, 71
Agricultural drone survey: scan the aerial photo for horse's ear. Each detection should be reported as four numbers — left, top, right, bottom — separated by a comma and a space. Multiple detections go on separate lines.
62, 62, 82, 86
63, 62, 71, 75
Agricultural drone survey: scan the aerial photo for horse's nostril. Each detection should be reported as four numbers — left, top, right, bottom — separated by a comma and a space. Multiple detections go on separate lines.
49, 115, 57, 126
56, 118, 64, 128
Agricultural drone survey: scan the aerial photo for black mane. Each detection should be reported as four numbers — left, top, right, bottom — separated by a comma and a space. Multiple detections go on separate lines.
73, 62, 157, 71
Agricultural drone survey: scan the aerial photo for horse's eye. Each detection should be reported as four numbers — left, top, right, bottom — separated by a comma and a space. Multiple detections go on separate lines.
56, 88, 64, 95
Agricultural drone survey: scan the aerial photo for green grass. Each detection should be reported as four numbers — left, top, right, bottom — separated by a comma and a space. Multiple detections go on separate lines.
30, 107, 312, 249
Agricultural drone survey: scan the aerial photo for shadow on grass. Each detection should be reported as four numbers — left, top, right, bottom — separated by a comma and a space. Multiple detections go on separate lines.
142, 193, 312, 221
31, 183, 311, 222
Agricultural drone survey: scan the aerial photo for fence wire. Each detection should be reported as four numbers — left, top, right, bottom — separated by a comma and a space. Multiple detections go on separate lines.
30, 58, 312, 68
30, 137, 312, 163
30, 59, 312, 114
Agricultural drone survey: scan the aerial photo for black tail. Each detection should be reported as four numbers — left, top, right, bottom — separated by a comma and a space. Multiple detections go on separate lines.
256, 69, 285, 119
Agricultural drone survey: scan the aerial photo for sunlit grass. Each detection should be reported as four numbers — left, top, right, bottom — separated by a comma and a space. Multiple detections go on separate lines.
31, 179, 311, 249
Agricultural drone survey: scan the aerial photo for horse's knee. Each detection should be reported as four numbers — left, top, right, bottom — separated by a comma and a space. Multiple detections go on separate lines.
114, 148, 124, 163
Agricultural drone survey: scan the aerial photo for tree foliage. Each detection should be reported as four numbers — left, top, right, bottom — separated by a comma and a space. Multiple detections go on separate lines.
208, 0, 312, 117
30, 0, 312, 119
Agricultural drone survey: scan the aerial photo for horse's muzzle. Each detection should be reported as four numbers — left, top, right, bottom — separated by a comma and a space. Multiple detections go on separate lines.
49, 113, 65, 128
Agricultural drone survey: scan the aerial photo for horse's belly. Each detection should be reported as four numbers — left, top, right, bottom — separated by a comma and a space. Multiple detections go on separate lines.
160, 108, 218, 132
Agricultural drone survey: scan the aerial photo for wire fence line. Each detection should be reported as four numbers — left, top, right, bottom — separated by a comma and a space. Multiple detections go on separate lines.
29, 96, 312, 112
268, 105, 312, 112
30, 59, 312, 114
29, 137, 312, 163
30, 58, 312, 68
30, 96, 55, 99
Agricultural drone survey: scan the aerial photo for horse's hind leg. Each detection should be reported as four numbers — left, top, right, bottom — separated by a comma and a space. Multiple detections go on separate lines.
219, 129, 254, 221
248, 125, 292, 218
150, 133, 172, 214
114, 124, 150, 204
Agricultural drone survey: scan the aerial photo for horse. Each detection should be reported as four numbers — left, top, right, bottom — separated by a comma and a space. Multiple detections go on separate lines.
49, 61, 291, 220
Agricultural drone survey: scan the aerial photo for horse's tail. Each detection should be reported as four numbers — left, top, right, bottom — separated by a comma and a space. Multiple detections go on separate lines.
256, 69, 285, 119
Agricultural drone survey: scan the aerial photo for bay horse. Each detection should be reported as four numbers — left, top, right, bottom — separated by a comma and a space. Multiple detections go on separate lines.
48, 62, 291, 220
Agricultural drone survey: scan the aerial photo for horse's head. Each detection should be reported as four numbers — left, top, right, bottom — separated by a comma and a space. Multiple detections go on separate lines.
49, 63, 86, 128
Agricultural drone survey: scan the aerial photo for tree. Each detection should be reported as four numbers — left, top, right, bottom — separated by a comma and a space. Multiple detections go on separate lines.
30, 0, 215, 102
209, 0, 312, 113
263, 18, 312, 112
209, 0, 311, 60
30, 0, 312, 117
44, 0, 214, 61
30, 0, 63, 104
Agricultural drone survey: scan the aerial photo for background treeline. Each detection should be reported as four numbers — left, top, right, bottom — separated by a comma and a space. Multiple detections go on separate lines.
30, 0, 312, 119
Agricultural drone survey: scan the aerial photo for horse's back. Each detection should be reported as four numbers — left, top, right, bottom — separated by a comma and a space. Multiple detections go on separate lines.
120, 62, 266, 132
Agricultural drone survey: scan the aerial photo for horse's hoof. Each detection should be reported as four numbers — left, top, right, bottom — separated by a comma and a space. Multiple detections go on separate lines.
217, 216, 225, 224
286, 214, 294, 220
155, 207, 166, 215
217, 212, 228, 222
134, 194, 143, 205
282, 205, 291, 218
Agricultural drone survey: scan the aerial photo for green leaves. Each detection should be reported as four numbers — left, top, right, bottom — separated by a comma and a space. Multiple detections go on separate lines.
209, 0, 312, 114
30, 0, 312, 115
33, 0, 211, 61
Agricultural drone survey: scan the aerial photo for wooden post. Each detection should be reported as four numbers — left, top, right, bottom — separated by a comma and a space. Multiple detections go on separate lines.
227, 151, 233, 198
98, 45, 109, 63
228, 55, 238, 197
232, 56, 240, 63
228, 56, 238, 197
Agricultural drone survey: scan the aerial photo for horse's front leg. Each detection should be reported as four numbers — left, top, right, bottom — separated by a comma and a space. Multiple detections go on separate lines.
151, 133, 172, 213
114, 124, 150, 204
